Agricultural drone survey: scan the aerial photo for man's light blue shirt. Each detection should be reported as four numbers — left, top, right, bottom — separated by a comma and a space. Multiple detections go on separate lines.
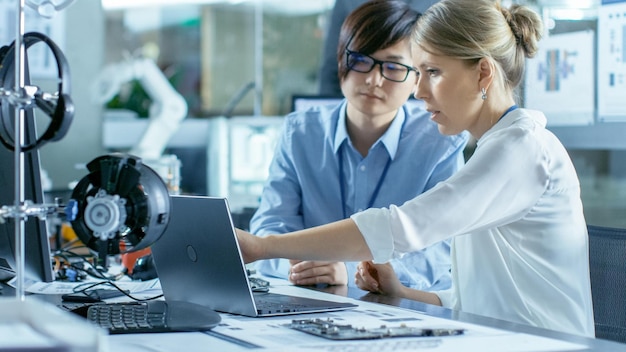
249, 100, 468, 290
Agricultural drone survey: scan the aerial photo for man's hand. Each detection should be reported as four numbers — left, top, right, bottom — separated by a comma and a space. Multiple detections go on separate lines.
288, 260, 348, 286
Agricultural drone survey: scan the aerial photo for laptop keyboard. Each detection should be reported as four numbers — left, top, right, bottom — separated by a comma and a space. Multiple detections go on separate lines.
253, 292, 355, 315
255, 298, 309, 314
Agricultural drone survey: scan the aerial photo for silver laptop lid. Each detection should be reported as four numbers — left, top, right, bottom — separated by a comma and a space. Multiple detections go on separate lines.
151, 195, 260, 316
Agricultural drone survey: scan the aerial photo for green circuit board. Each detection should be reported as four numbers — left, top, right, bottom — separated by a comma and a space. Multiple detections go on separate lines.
285, 318, 465, 341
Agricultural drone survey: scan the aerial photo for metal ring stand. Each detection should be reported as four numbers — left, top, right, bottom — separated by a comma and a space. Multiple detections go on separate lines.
0, 0, 74, 300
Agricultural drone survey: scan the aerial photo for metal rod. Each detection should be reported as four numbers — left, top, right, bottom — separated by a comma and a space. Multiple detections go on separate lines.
254, 0, 262, 116
14, 0, 27, 302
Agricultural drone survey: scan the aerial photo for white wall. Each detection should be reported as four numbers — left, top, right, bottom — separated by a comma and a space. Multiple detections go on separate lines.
39, 0, 107, 190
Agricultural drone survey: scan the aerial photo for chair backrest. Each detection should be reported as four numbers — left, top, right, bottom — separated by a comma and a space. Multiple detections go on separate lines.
587, 224, 626, 343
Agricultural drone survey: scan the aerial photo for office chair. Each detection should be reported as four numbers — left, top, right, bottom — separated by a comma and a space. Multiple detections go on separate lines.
587, 224, 626, 343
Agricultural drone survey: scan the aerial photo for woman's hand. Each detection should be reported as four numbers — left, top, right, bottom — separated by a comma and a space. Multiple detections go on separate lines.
355, 261, 443, 306
235, 228, 264, 263
355, 261, 405, 296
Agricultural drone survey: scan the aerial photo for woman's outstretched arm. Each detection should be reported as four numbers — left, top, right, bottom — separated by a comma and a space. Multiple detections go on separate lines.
236, 218, 373, 264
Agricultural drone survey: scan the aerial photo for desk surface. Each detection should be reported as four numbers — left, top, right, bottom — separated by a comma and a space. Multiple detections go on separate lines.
2, 281, 625, 351
311, 285, 626, 352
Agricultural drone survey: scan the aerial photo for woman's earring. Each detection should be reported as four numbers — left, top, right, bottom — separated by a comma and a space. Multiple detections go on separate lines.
481, 88, 487, 100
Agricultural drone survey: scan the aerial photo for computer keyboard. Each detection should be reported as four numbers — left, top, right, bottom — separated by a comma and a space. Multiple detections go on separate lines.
81, 300, 221, 334
87, 301, 169, 333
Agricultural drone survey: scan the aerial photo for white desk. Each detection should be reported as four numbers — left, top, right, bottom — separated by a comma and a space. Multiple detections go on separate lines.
2, 279, 624, 351
101, 280, 626, 352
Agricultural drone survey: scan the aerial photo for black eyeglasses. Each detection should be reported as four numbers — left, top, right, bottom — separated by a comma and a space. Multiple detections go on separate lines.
345, 49, 416, 83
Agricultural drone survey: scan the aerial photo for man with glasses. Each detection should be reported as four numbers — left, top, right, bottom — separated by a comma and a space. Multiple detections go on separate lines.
250, 0, 468, 290
319, 0, 439, 96
345, 49, 416, 83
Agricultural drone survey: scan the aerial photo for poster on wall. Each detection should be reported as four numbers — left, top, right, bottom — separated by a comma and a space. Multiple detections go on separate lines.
598, 0, 626, 122
0, 0, 66, 79
525, 30, 595, 126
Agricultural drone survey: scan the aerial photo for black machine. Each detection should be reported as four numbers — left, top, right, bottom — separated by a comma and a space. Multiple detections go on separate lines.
0, 32, 170, 276
68, 153, 171, 268
0, 32, 69, 283
0, 30, 221, 334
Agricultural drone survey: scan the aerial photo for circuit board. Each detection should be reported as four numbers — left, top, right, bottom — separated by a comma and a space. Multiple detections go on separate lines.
285, 318, 465, 341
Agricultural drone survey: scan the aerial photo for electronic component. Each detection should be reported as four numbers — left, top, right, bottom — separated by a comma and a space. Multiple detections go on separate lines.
285, 318, 464, 341
249, 277, 270, 293
69, 153, 170, 267
247, 269, 270, 293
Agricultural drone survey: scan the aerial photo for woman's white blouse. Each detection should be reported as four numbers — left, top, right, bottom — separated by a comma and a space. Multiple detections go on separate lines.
351, 108, 595, 337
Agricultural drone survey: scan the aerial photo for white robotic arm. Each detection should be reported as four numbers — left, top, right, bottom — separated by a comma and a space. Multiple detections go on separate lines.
93, 57, 188, 161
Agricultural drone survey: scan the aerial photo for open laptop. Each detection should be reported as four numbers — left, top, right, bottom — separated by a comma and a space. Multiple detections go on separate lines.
150, 195, 357, 317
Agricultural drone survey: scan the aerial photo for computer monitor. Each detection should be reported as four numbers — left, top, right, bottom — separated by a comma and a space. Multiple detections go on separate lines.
0, 58, 54, 283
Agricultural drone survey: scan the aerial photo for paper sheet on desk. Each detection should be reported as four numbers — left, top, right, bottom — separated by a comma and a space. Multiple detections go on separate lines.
20, 278, 161, 295
210, 286, 588, 352
214, 312, 588, 352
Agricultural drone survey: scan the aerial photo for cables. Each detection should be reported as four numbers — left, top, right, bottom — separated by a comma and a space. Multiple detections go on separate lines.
53, 246, 163, 302
52, 247, 109, 282
71, 280, 163, 303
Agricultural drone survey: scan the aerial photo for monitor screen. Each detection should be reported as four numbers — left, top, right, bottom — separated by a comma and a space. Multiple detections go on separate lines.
0, 60, 54, 283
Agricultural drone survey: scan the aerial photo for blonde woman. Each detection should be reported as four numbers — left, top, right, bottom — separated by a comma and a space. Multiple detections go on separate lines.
237, 0, 594, 337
